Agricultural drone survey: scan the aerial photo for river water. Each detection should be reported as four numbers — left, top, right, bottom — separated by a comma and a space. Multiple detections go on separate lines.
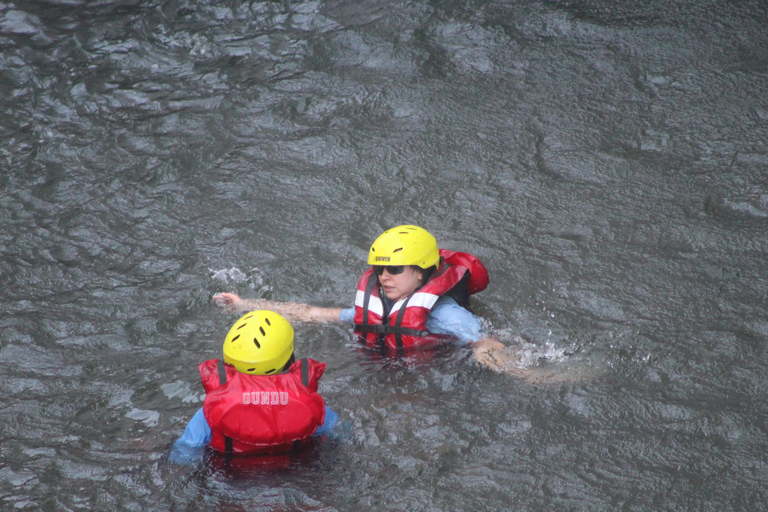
1, 0, 767, 510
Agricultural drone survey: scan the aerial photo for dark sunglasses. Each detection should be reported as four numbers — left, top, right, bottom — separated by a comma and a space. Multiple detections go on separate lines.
373, 265, 406, 276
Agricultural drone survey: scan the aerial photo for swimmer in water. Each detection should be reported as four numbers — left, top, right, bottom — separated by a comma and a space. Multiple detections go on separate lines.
215, 225, 578, 382
169, 310, 338, 465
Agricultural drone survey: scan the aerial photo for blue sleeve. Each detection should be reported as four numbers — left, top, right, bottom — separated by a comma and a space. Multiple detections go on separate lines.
425, 296, 485, 343
168, 408, 210, 466
339, 307, 355, 324
314, 406, 338, 436
176, 407, 211, 446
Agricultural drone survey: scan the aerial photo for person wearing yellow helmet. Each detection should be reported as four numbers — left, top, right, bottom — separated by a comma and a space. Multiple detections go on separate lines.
169, 311, 338, 465
352, 225, 494, 353
213, 224, 512, 372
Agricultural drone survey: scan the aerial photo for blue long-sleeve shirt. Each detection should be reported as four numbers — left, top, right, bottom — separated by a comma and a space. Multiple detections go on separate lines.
339, 295, 485, 343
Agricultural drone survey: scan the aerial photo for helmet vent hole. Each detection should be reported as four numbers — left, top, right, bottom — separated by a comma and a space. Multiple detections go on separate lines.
231, 334, 240, 342
259, 327, 266, 336
253, 338, 261, 349
265, 318, 271, 326
393, 248, 403, 253
265, 369, 276, 374
237, 323, 247, 330
247, 367, 256, 373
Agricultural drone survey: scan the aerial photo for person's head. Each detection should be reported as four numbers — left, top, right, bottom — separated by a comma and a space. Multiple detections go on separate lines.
222, 310, 295, 375
367, 225, 440, 301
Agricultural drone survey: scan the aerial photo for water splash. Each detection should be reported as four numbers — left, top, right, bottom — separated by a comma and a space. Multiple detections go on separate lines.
210, 267, 272, 295
512, 336, 571, 368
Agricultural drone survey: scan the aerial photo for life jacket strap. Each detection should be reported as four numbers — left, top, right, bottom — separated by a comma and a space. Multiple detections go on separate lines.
292, 358, 310, 452
361, 272, 378, 334
393, 294, 413, 353
300, 358, 309, 387
216, 359, 234, 456
353, 324, 430, 337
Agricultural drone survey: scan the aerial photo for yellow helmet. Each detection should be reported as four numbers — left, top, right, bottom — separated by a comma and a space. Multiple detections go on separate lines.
367, 225, 440, 269
222, 311, 294, 375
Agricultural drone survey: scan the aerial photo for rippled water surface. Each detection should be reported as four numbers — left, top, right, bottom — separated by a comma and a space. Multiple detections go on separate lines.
2, 0, 767, 510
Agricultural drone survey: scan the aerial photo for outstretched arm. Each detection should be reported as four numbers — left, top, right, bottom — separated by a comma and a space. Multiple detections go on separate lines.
213, 292, 344, 324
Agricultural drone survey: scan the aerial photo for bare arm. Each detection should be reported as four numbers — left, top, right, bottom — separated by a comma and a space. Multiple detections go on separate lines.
213, 292, 344, 324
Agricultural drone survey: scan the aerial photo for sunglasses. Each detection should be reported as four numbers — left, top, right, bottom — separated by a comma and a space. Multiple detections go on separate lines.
373, 265, 406, 276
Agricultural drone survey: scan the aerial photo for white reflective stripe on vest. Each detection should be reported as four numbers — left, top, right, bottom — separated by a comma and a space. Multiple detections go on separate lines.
389, 292, 440, 315
355, 289, 384, 317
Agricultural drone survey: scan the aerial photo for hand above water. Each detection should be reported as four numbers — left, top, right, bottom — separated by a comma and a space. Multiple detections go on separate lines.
472, 337, 515, 373
213, 292, 246, 310
473, 338, 506, 353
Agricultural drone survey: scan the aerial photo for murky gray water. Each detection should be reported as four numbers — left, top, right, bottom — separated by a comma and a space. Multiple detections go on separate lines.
2, 0, 767, 510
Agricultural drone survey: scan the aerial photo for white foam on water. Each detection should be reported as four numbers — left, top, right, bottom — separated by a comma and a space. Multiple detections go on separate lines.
210, 267, 272, 293
211, 266, 248, 283
160, 381, 203, 404
126, 408, 160, 427
513, 339, 570, 369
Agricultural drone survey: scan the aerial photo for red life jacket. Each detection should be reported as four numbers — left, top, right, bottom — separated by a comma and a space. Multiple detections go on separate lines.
353, 249, 489, 353
200, 358, 326, 455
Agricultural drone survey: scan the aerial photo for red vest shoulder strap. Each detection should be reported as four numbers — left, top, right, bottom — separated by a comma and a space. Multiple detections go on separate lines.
199, 359, 237, 393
